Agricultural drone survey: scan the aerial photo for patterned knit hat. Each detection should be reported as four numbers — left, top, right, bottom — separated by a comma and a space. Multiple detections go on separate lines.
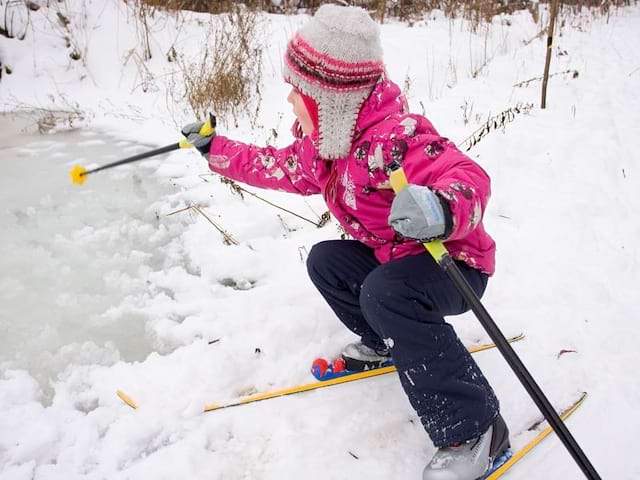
283, 4, 385, 159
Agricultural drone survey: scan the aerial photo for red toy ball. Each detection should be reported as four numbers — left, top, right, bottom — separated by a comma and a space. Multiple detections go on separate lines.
311, 358, 329, 377
332, 357, 346, 373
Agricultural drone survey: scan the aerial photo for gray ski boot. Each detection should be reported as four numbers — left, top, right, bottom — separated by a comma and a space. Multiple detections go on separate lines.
341, 342, 391, 371
423, 414, 510, 480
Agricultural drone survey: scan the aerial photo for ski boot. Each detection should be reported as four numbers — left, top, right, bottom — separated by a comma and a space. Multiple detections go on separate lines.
341, 342, 392, 371
423, 414, 511, 480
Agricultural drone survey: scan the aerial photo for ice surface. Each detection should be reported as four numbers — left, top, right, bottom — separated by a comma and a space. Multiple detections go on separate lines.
0, 115, 181, 399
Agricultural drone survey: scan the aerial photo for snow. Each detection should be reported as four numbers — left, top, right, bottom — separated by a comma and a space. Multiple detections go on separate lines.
1, 2, 640, 478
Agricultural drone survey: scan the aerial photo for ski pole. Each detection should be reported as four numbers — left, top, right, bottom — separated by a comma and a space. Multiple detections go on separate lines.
388, 165, 601, 480
69, 114, 216, 185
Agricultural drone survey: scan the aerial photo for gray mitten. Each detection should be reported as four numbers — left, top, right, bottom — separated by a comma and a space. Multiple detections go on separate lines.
181, 113, 216, 156
389, 184, 452, 242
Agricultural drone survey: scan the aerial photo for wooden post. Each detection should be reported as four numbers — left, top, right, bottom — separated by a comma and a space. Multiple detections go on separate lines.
541, 0, 560, 109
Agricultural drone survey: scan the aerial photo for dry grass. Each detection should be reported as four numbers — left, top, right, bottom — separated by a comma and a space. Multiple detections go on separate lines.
216, 176, 329, 228
142, 0, 638, 26
38, 0, 87, 63
131, 1, 154, 61
514, 69, 579, 88
4, 96, 87, 133
141, 0, 278, 14
166, 203, 239, 245
177, 5, 263, 125
459, 102, 534, 151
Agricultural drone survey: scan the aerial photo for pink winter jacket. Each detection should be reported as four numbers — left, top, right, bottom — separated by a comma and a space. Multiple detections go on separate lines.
207, 79, 496, 275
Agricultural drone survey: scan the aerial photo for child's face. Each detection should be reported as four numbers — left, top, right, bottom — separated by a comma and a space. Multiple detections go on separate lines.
287, 88, 315, 136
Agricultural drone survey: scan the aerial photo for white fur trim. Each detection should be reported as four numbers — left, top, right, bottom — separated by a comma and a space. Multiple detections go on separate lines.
284, 62, 374, 159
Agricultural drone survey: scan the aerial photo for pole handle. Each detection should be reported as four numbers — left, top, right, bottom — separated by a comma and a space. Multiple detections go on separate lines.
388, 166, 448, 260
178, 113, 217, 149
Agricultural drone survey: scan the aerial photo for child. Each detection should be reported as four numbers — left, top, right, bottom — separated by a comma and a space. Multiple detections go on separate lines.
182, 5, 509, 479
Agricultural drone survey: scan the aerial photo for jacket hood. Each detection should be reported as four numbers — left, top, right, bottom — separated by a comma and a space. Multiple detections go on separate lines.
355, 78, 407, 139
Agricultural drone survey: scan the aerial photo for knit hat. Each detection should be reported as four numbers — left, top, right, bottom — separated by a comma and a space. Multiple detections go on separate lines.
283, 4, 385, 159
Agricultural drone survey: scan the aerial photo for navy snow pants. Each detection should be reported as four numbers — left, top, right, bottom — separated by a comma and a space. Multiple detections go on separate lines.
306, 240, 499, 447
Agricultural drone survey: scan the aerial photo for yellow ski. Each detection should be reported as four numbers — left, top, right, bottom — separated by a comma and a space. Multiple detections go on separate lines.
117, 333, 524, 412
486, 391, 588, 479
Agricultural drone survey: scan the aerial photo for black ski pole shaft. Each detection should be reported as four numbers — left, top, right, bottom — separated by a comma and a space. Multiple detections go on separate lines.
388, 165, 601, 480
70, 113, 217, 186
82, 142, 181, 176
441, 255, 600, 479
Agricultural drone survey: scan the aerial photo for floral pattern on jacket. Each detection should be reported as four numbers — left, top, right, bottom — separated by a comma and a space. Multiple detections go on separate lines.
207, 78, 496, 275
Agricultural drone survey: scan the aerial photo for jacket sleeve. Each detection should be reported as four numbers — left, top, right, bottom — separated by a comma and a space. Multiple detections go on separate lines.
401, 137, 491, 242
206, 135, 321, 196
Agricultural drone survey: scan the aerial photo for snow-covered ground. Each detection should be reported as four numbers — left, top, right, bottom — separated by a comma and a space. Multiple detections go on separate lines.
1, 2, 639, 478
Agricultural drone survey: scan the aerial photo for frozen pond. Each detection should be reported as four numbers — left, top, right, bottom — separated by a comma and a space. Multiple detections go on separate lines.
0, 113, 180, 397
